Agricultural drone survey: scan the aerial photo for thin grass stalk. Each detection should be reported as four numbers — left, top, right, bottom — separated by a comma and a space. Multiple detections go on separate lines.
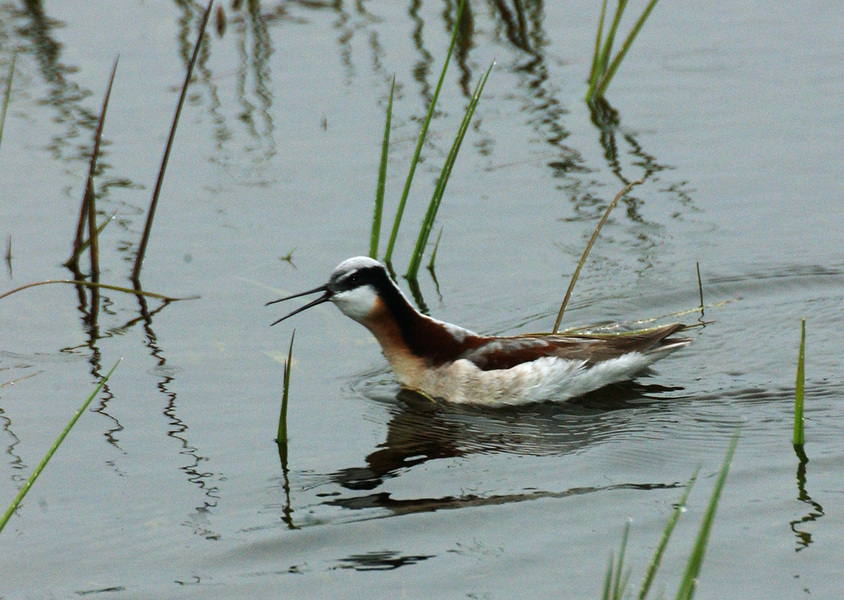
552, 179, 642, 333
599, 0, 627, 71
0, 49, 16, 152
610, 519, 632, 599
594, 0, 661, 99
72, 211, 117, 258
793, 319, 806, 447
65, 56, 119, 271
674, 429, 740, 600
601, 553, 614, 600
277, 330, 295, 445
0, 359, 121, 536
696, 262, 704, 315
637, 468, 700, 600
383, 0, 466, 263
588, 0, 609, 92
406, 60, 493, 279
586, 0, 627, 100
427, 226, 443, 270
132, 0, 213, 282
370, 76, 395, 259
0, 279, 193, 302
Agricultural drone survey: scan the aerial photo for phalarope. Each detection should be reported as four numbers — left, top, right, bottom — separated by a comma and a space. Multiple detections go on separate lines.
268, 257, 690, 405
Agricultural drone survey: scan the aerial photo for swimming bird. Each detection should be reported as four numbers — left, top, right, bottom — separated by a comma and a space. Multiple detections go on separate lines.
268, 257, 690, 405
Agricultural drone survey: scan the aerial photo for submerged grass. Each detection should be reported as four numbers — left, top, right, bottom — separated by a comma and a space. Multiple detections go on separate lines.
132, 0, 213, 283
587, 0, 661, 102
793, 318, 806, 447
0, 359, 121, 536
0, 49, 15, 152
600, 430, 739, 600
383, 0, 466, 264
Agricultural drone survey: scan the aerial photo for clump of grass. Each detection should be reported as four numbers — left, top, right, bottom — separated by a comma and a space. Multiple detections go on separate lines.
366, 0, 491, 278
382, 0, 467, 265
0, 359, 121, 536
405, 60, 494, 280
131, 0, 213, 283
793, 318, 806, 448
552, 180, 643, 333
600, 430, 739, 600
586, 0, 661, 103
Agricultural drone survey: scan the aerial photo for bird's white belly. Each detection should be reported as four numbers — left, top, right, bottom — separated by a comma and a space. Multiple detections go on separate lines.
405, 353, 655, 405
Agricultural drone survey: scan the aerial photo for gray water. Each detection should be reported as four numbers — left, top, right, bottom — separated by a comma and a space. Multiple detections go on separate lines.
1, 1, 842, 598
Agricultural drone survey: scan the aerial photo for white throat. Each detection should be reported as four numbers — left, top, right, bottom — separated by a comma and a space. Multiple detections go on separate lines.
331, 284, 380, 323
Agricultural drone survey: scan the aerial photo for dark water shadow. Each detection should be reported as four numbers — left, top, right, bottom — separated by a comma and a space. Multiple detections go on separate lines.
273, 381, 684, 528
331, 382, 680, 492
790, 445, 824, 552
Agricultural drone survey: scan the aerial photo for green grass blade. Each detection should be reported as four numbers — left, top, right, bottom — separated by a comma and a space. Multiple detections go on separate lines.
674, 429, 740, 600
132, 0, 213, 282
370, 76, 395, 259
595, 0, 661, 99
276, 329, 295, 445
383, 0, 466, 263
552, 179, 642, 333
601, 551, 615, 600
611, 519, 632, 599
637, 468, 700, 599
587, 0, 627, 101
427, 226, 444, 271
406, 60, 493, 279
588, 0, 609, 93
0, 359, 121, 536
0, 49, 16, 152
793, 318, 806, 447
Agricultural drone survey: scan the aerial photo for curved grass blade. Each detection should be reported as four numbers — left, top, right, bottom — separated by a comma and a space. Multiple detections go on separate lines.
406, 60, 493, 280
132, 0, 213, 282
793, 318, 806, 447
552, 179, 643, 333
0, 359, 121, 536
0, 49, 16, 152
383, 0, 466, 263
370, 76, 395, 259
0, 279, 195, 303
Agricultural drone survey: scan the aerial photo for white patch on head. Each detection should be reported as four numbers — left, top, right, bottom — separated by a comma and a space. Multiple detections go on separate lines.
333, 256, 381, 274
331, 284, 379, 323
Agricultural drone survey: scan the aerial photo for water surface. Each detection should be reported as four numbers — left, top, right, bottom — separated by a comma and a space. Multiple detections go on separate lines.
1, 1, 842, 598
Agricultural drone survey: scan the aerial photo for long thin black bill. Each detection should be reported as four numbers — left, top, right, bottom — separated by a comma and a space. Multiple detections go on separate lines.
268, 286, 332, 326
266, 284, 328, 306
